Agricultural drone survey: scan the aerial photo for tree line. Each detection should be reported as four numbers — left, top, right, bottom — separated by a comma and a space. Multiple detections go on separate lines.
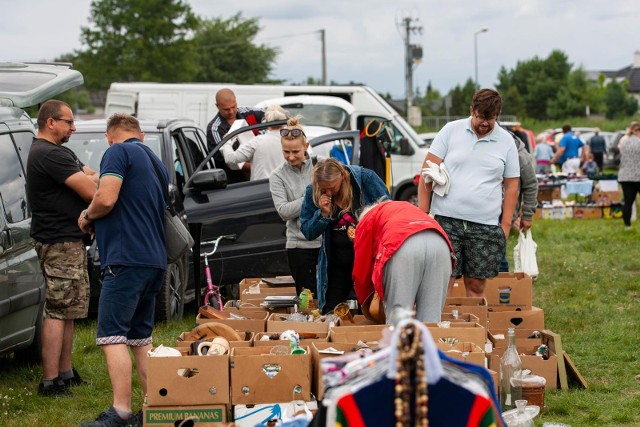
58, 1, 637, 121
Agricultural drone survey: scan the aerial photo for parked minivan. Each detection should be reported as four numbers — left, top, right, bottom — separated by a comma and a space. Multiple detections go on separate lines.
0, 62, 84, 361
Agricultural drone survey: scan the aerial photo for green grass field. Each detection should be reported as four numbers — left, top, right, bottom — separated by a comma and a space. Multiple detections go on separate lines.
1, 218, 639, 426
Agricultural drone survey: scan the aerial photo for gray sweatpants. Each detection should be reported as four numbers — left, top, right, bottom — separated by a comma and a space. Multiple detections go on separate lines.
382, 230, 452, 323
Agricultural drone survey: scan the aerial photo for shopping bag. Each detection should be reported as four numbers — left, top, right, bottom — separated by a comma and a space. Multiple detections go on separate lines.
513, 230, 539, 278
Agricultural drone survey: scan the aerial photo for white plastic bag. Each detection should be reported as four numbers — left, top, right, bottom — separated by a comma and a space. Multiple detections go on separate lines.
513, 230, 539, 278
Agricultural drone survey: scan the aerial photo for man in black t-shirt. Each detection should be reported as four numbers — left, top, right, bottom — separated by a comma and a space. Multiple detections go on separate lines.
26, 100, 97, 397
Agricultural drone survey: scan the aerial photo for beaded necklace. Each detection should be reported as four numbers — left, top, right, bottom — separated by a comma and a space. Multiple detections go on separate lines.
394, 323, 429, 427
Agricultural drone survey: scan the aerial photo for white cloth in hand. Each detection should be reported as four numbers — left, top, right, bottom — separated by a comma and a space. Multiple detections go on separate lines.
421, 161, 451, 197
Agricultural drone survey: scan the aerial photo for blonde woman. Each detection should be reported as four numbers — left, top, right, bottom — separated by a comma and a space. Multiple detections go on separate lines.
300, 158, 389, 313
269, 116, 322, 294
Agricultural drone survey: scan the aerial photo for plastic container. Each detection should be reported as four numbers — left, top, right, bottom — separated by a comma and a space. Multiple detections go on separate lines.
502, 400, 540, 427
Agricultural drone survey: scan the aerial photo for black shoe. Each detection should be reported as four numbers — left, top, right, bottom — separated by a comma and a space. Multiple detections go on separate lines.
38, 377, 71, 397
130, 410, 142, 427
80, 407, 136, 427
63, 367, 87, 387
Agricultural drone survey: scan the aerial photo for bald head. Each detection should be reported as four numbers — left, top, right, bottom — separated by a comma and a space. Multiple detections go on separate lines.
216, 88, 238, 122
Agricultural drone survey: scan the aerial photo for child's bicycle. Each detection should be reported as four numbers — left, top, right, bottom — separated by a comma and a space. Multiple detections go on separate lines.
201, 234, 237, 310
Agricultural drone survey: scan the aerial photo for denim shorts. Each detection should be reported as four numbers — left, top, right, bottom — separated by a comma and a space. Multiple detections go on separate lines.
435, 216, 505, 279
96, 265, 165, 346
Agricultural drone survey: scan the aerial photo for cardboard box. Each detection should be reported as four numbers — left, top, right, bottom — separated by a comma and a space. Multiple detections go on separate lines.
537, 186, 562, 202
328, 324, 386, 344
266, 313, 332, 334
488, 352, 558, 390
230, 346, 312, 404
590, 190, 620, 205
142, 403, 227, 425
440, 312, 480, 324
233, 401, 317, 427
147, 355, 229, 406
484, 273, 533, 310
436, 341, 485, 367
488, 329, 543, 358
426, 322, 486, 349
311, 342, 364, 400
240, 285, 297, 303
195, 310, 268, 333
444, 297, 488, 329
572, 206, 602, 219
176, 331, 253, 352
539, 206, 573, 220
449, 279, 467, 297
253, 332, 328, 347
337, 314, 378, 326
488, 307, 545, 331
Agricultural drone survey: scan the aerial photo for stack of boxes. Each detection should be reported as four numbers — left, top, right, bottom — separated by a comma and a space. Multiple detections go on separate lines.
143, 274, 560, 425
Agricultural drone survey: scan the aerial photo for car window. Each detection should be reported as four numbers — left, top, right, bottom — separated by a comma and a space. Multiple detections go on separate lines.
0, 134, 29, 223
66, 132, 163, 173
358, 115, 406, 154
279, 103, 349, 130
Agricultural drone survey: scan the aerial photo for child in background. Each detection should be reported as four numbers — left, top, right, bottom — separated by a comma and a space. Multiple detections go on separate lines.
534, 137, 555, 174
582, 152, 598, 177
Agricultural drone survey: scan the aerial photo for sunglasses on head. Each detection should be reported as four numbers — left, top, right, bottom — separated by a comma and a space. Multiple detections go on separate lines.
280, 128, 305, 138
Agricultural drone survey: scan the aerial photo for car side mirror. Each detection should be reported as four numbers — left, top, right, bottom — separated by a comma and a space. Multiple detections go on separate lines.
399, 137, 414, 156
191, 169, 228, 191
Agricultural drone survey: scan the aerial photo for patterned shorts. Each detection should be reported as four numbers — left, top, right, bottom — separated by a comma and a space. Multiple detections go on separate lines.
435, 216, 505, 279
35, 240, 89, 320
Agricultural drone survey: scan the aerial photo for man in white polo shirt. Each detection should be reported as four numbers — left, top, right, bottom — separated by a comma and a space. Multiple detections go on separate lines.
418, 89, 520, 297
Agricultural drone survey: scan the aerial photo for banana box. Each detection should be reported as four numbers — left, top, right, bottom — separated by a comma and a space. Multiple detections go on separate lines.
147, 354, 230, 406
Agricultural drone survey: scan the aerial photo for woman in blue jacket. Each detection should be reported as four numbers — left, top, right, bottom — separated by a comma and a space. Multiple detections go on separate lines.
300, 158, 389, 313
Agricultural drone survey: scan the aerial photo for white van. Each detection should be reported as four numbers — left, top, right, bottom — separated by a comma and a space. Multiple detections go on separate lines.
105, 82, 428, 201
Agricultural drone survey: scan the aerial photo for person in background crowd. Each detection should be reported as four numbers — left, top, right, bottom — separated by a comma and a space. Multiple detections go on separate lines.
220, 104, 288, 181
418, 89, 519, 298
499, 133, 538, 272
206, 88, 264, 183
550, 124, 584, 174
353, 200, 454, 323
588, 128, 606, 172
512, 122, 530, 152
300, 158, 389, 313
534, 136, 555, 174
582, 152, 599, 177
269, 116, 322, 295
79, 114, 167, 427
26, 100, 97, 397
617, 122, 640, 231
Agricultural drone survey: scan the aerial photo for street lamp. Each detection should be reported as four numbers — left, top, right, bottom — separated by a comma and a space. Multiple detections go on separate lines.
474, 28, 488, 88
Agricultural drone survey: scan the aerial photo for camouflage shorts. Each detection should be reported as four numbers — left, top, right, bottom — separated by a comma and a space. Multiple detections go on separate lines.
435, 216, 506, 279
34, 240, 89, 320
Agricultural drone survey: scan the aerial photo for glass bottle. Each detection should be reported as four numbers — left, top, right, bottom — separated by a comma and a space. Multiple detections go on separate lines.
500, 327, 523, 410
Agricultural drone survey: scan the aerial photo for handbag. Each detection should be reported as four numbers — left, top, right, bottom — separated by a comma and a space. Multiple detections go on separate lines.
141, 145, 194, 264
513, 229, 539, 278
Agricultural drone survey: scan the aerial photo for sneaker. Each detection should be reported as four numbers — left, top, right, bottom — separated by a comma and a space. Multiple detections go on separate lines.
63, 367, 87, 387
130, 410, 142, 427
625, 226, 632, 231
38, 377, 71, 397
80, 407, 135, 427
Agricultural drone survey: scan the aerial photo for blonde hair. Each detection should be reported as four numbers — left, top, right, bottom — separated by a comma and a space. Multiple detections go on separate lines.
264, 104, 288, 123
312, 158, 353, 217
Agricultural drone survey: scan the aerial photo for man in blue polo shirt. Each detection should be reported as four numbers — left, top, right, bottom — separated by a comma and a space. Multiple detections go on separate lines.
551, 124, 584, 174
418, 89, 520, 298
79, 114, 167, 427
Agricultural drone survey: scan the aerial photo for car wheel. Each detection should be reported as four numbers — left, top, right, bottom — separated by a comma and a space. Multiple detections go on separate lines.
14, 301, 44, 364
155, 256, 186, 323
397, 186, 418, 206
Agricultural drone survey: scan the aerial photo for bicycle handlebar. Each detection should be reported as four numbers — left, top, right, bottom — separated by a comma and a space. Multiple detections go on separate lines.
201, 234, 237, 257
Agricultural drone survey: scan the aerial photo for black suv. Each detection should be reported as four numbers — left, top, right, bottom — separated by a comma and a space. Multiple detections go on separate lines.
0, 62, 84, 362
67, 119, 362, 320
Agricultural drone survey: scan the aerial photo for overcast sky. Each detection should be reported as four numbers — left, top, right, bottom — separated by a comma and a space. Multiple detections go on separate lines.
2, 0, 638, 98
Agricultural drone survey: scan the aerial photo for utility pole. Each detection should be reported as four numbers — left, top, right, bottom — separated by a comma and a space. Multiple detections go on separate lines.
400, 16, 422, 118
320, 29, 327, 85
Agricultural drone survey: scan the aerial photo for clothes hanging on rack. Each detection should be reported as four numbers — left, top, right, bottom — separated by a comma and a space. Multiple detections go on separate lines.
314, 319, 505, 427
